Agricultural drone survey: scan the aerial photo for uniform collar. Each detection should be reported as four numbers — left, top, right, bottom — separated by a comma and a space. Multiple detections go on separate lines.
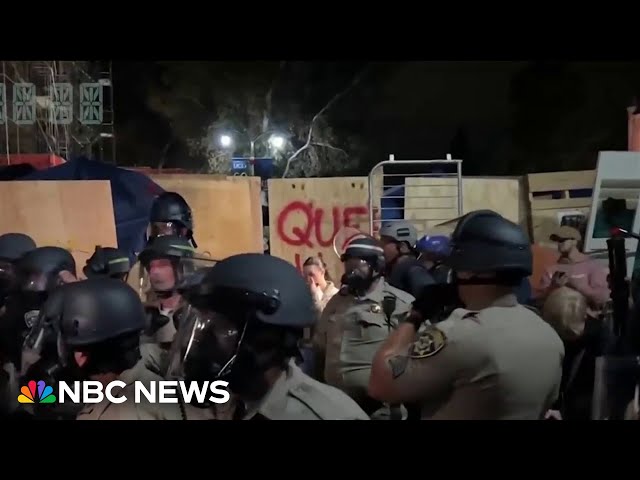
358, 277, 385, 303
243, 359, 303, 420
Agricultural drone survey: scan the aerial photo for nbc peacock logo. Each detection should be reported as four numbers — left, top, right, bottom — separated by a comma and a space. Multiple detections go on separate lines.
18, 380, 57, 404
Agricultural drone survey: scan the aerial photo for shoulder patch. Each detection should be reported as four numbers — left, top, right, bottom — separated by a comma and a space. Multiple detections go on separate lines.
409, 326, 447, 359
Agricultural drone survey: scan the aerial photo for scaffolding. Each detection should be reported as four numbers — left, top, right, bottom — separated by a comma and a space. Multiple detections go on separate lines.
0, 60, 116, 164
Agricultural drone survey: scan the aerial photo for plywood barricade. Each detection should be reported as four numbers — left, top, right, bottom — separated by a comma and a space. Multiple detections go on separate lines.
147, 174, 264, 260
268, 177, 370, 282
527, 170, 596, 245
0, 180, 118, 273
404, 176, 527, 236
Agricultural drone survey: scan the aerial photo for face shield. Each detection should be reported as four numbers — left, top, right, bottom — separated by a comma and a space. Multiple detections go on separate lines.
166, 307, 247, 385
146, 221, 187, 244
340, 256, 375, 296
0, 260, 17, 305
141, 254, 217, 297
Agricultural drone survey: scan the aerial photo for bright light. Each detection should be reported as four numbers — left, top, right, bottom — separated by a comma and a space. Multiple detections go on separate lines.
269, 135, 285, 150
219, 134, 233, 148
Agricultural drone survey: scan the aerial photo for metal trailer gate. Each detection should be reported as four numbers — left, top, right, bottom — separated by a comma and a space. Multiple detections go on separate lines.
368, 154, 464, 237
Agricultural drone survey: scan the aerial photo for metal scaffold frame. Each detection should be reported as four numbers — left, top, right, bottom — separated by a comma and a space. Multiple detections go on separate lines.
0, 60, 116, 164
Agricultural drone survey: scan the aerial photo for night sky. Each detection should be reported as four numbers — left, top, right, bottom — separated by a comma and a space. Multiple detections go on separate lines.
112, 61, 640, 176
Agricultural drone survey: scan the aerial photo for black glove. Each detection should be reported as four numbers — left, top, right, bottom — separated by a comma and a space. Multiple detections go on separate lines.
412, 283, 461, 321
144, 307, 170, 336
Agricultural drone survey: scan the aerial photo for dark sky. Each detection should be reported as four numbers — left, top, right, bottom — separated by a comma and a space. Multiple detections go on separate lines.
112, 61, 640, 175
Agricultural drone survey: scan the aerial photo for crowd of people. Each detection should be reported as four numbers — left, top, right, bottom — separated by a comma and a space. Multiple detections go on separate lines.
0, 190, 636, 420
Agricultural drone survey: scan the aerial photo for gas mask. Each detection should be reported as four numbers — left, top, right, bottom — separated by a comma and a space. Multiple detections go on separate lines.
340, 257, 376, 297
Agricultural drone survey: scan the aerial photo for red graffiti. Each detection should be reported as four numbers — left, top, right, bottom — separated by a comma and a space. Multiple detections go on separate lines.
276, 201, 368, 248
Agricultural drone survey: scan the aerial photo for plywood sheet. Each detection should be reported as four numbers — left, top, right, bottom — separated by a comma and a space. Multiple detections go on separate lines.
0, 180, 117, 274
148, 174, 263, 260
404, 177, 523, 235
268, 177, 370, 282
527, 170, 596, 245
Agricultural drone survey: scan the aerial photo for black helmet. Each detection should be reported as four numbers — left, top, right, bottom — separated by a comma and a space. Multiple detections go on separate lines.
0, 233, 36, 262
148, 192, 196, 247
168, 254, 315, 396
340, 235, 385, 272
58, 278, 146, 347
445, 210, 532, 277
17, 246, 76, 293
83, 246, 130, 279
138, 234, 194, 267
182, 253, 314, 328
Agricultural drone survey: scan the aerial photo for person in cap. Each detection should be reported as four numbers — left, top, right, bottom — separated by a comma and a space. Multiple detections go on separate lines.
83, 246, 131, 281
54, 278, 183, 420
538, 225, 610, 314
368, 210, 564, 420
168, 253, 368, 420
128, 191, 196, 299
312, 235, 413, 419
379, 220, 434, 298
137, 235, 197, 376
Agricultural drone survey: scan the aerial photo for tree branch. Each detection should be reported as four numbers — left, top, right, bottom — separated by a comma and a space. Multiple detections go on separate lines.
311, 142, 348, 156
282, 65, 370, 178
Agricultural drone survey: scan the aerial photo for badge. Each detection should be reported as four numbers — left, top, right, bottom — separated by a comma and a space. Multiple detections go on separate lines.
24, 310, 39, 329
370, 304, 382, 314
409, 327, 447, 359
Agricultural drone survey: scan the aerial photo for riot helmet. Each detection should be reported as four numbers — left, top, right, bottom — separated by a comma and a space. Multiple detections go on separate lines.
168, 253, 315, 403
148, 191, 197, 248
138, 235, 195, 297
0, 233, 36, 305
416, 235, 451, 260
339, 235, 385, 296
445, 210, 532, 285
83, 246, 131, 281
379, 220, 418, 267
56, 278, 146, 376
14, 246, 76, 326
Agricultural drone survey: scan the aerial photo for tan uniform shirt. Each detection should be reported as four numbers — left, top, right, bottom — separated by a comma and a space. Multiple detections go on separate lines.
385, 294, 565, 420
314, 278, 413, 402
76, 360, 184, 420
243, 359, 369, 420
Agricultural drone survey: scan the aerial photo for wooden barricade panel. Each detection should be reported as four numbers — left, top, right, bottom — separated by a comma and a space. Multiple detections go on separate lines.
148, 174, 263, 260
268, 177, 370, 282
0, 180, 117, 272
527, 170, 596, 245
404, 177, 525, 235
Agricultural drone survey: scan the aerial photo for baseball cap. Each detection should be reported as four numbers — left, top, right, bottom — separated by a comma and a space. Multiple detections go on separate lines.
549, 225, 582, 242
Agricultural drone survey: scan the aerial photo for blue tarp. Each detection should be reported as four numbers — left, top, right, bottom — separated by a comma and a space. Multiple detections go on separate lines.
20, 157, 164, 262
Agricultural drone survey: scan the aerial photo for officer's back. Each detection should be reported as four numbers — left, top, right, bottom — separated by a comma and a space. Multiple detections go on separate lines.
432, 298, 563, 419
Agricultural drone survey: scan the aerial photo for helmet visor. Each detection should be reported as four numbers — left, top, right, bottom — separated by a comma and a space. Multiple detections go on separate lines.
166, 307, 243, 383
146, 221, 184, 243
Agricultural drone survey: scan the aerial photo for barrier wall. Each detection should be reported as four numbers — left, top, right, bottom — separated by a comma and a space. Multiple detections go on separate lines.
0, 180, 118, 272
268, 177, 370, 282
148, 174, 264, 259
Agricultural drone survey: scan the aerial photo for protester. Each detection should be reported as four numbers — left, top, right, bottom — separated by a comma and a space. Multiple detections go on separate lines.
303, 256, 339, 314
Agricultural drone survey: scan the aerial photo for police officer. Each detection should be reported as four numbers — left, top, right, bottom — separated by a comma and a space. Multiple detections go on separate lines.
55, 278, 183, 420
0, 233, 36, 418
368, 210, 565, 420
83, 246, 131, 281
416, 234, 451, 284
3, 246, 76, 370
379, 220, 433, 297
128, 191, 196, 297
168, 253, 369, 420
147, 191, 197, 248
137, 235, 196, 376
313, 235, 413, 419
